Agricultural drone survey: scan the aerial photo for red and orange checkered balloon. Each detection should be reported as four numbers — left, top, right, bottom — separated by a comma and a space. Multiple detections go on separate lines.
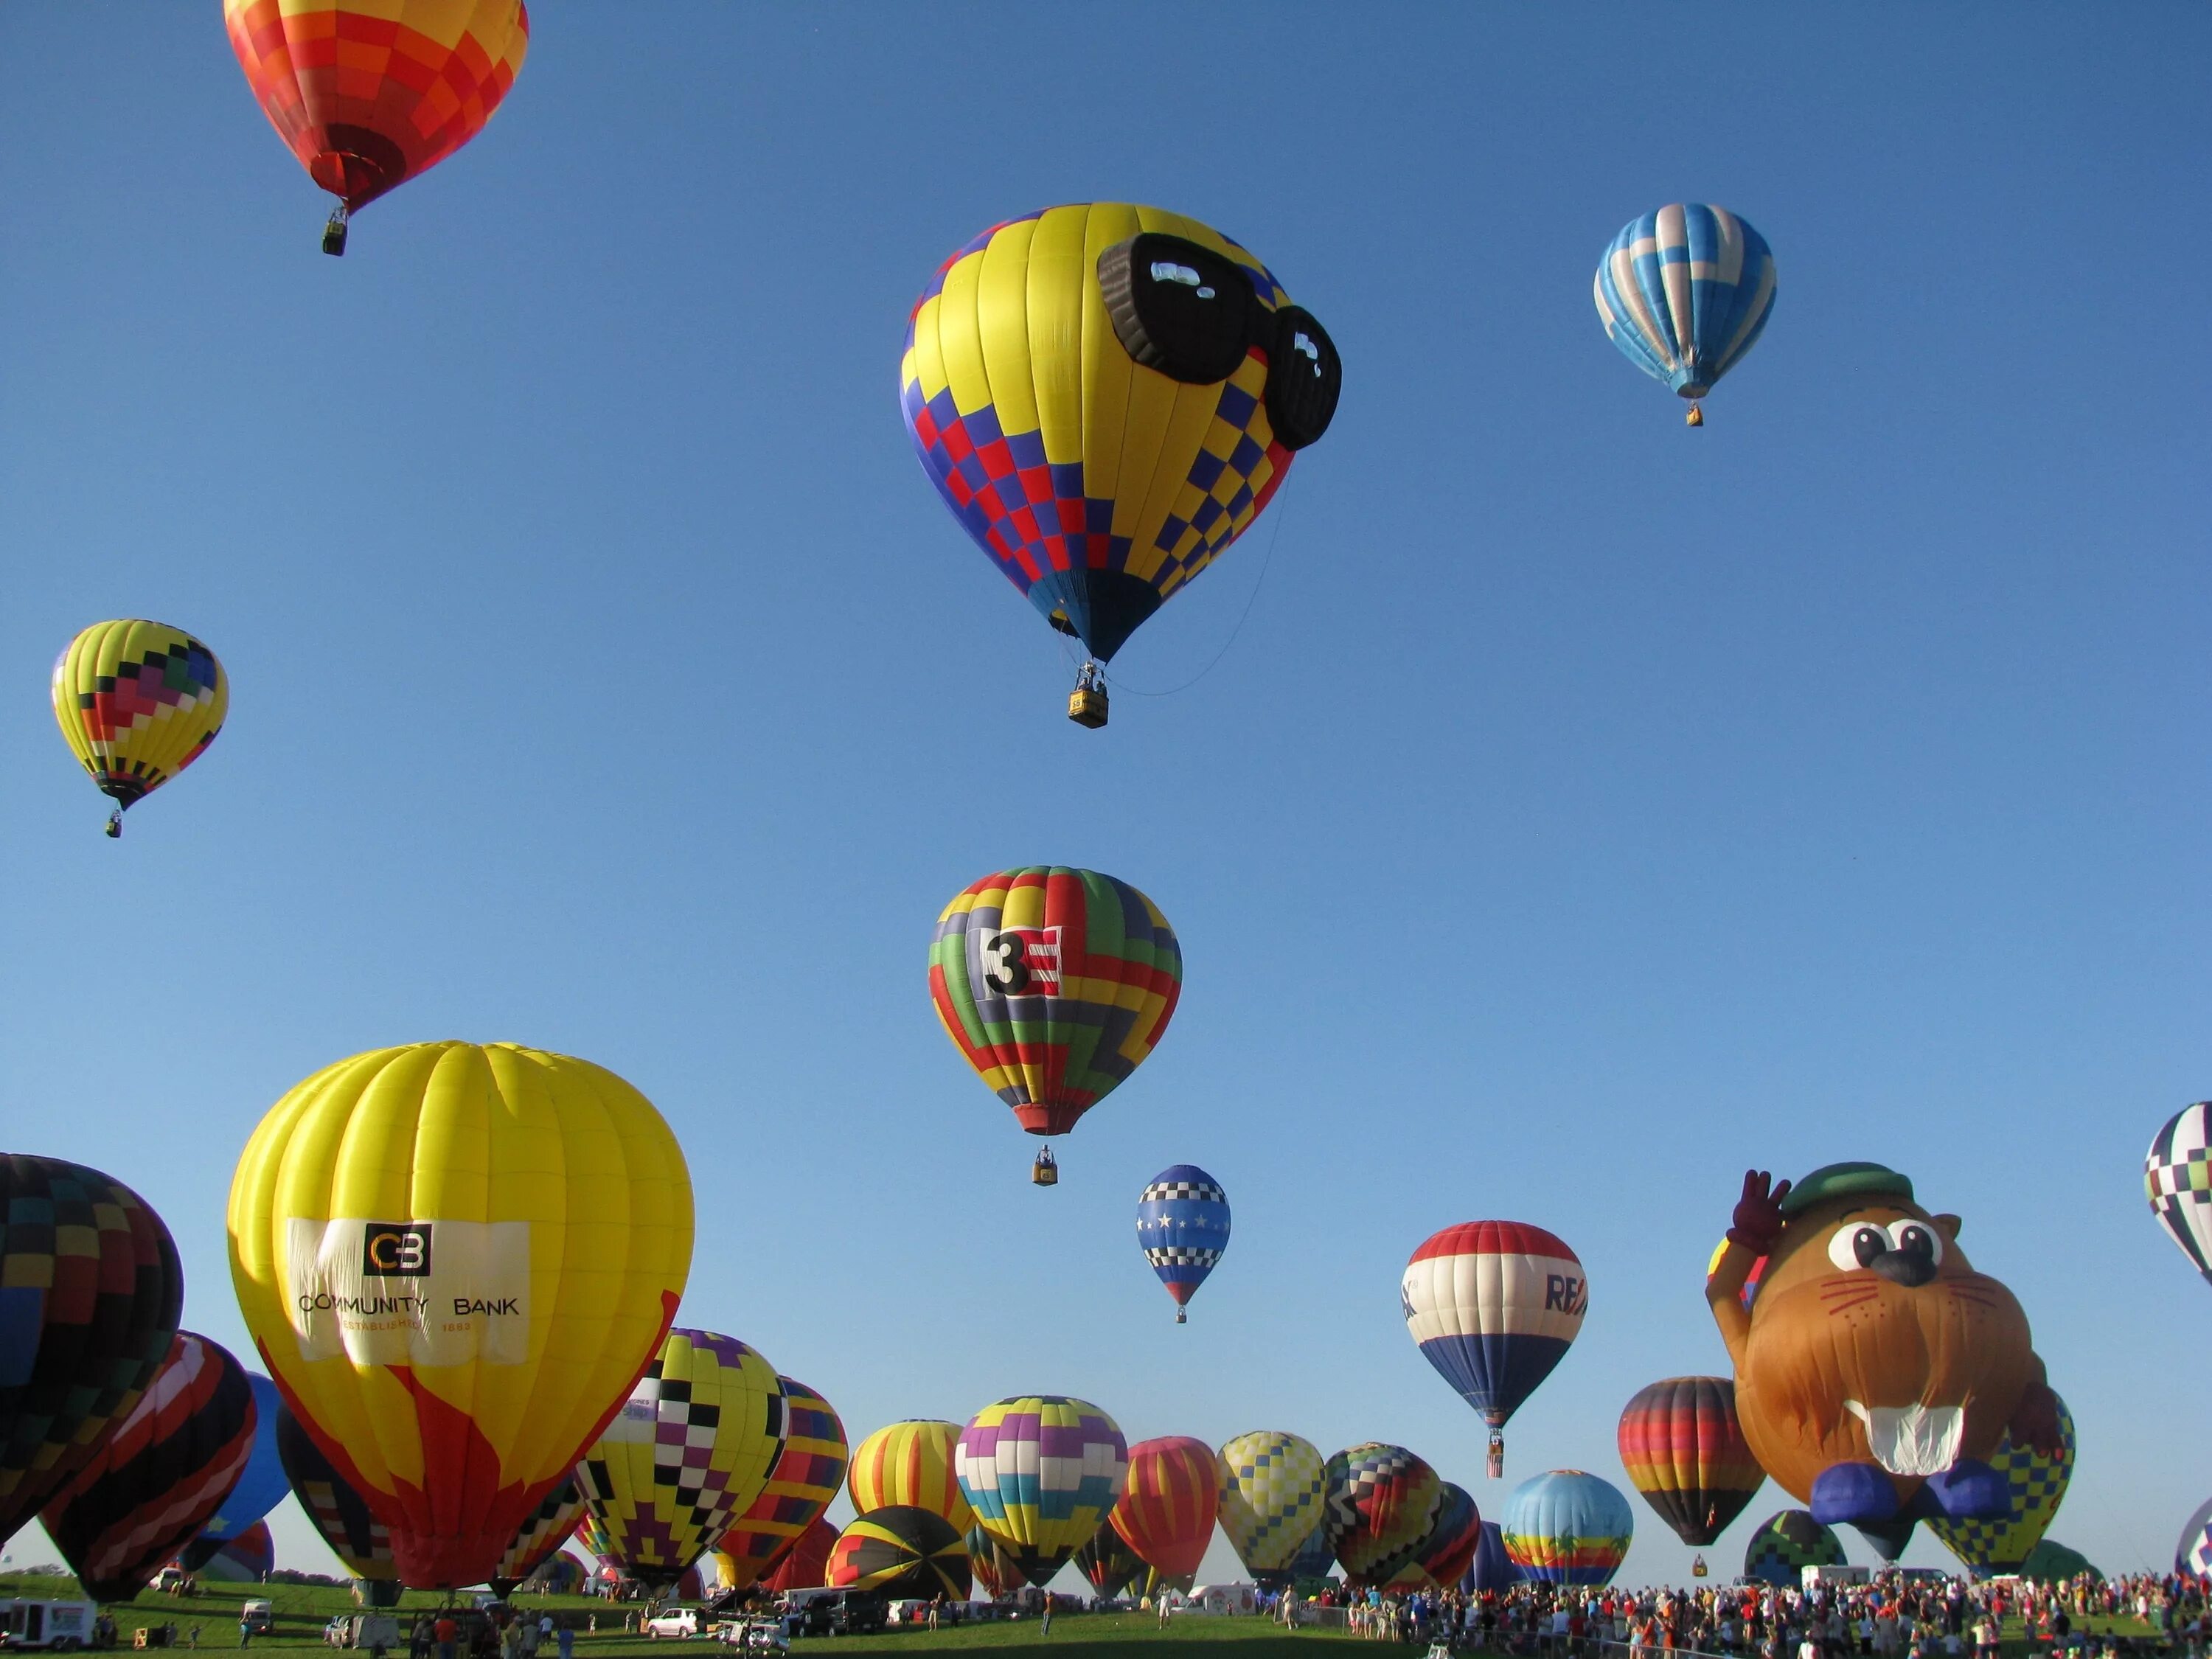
225, 0, 528, 215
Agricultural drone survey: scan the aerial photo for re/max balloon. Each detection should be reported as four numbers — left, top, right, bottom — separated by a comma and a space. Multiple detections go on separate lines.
1616, 1377, 1764, 1547
1216, 1430, 1329, 1587
1500, 1470, 1632, 1588
223, 1, 529, 251
1403, 1221, 1587, 1476
902, 203, 1340, 708
956, 1396, 1126, 1587
227, 1040, 693, 1587
51, 621, 226, 836
41, 1332, 257, 1602
1110, 1436, 1218, 1583
1136, 1167, 1230, 1322
931, 869, 1181, 1157
1594, 204, 1776, 424
577, 1329, 787, 1588
0, 1155, 181, 1552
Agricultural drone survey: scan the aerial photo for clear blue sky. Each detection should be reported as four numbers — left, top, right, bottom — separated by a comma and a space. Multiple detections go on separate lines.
4, 4, 2208, 1591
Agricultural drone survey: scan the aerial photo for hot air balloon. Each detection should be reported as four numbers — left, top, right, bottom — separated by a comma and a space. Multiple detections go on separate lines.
1594, 204, 1777, 427
1215, 1430, 1329, 1589
2021, 1540, 2099, 1583
2179, 1498, 2212, 1579
828, 1506, 973, 1600
51, 620, 227, 838
848, 1420, 973, 1532
762, 1517, 838, 1593
577, 1329, 787, 1588
931, 869, 1181, 1184
1413, 1483, 1484, 1590
0, 1156, 182, 1552
490, 1477, 587, 1598
1074, 1523, 1147, 1599
1855, 1519, 1918, 1564
2146, 1104, 2212, 1285
1927, 1393, 2076, 1576
1500, 1471, 1632, 1589
902, 202, 1340, 726
1742, 1510, 1845, 1588
714, 1377, 848, 1595
1286, 1515, 1336, 1584
276, 1401, 397, 1593
185, 1519, 276, 1582
1135, 1167, 1230, 1322
1322, 1443, 1442, 1587
1467, 1520, 1520, 1593
41, 1332, 258, 1601
1402, 1222, 1587, 1476
184, 1374, 291, 1566
526, 1551, 585, 1593
1615, 1377, 1764, 1547
956, 1396, 1127, 1587
223, 0, 530, 254
967, 1523, 1018, 1599
227, 1040, 694, 1588
1110, 1436, 1218, 1584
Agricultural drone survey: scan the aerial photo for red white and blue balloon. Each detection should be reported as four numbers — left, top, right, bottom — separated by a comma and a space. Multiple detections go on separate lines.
1135, 1166, 1230, 1323
1402, 1221, 1586, 1475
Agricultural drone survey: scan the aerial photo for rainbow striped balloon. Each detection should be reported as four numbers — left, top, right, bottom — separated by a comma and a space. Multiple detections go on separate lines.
1109, 1435, 1218, 1582
1615, 1376, 1763, 1547
1501, 1470, 1632, 1587
956, 1396, 1126, 1587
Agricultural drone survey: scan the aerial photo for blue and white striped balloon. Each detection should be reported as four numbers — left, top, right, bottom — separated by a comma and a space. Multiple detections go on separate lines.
1135, 1164, 1231, 1323
1594, 203, 1776, 417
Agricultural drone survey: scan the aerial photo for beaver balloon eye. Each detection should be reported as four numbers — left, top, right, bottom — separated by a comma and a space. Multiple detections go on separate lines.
1828, 1225, 1889, 1271
1888, 1222, 1942, 1265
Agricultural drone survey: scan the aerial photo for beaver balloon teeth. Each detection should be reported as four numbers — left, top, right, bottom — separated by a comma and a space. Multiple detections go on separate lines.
1844, 1400, 1964, 1475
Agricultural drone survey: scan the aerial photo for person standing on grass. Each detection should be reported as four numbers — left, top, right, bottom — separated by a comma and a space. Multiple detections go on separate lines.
1040, 1593, 1052, 1636
434, 1611, 458, 1659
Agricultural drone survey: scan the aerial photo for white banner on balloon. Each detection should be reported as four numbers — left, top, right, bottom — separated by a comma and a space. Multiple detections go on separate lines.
282, 1217, 530, 1366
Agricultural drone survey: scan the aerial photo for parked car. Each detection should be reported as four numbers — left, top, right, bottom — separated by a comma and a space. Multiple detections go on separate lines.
643, 1608, 700, 1641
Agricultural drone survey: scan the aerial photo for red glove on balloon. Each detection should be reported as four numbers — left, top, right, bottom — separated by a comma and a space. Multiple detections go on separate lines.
1728, 1169, 1792, 1254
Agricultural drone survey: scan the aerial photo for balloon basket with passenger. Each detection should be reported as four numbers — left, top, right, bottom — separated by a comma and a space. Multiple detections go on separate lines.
322, 206, 349, 257
1068, 664, 1109, 729
1031, 1148, 1060, 1187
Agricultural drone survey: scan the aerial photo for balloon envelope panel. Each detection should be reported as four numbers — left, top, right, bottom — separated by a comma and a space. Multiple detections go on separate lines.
931, 869, 1181, 1138
227, 1040, 693, 1588
762, 1517, 838, 1592
956, 1397, 1127, 1587
276, 1402, 395, 1582
1216, 1430, 1329, 1585
1467, 1520, 1520, 1593
198, 1374, 291, 1544
0, 1155, 181, 1551
1414, 1483, 1484, 1590
1500, 1471, 1632, 1587
42, 1332, 257, 1602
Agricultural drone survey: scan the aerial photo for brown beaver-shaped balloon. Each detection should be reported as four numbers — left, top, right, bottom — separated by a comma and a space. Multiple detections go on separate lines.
1705, 1162, 2061, 1526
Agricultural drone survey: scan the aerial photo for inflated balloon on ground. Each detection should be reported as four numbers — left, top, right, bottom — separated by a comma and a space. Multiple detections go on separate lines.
1110, 1436, 1218, 1582
227, 1040, 694, 1587
276, 1401, 396, 1589
1742, 1509, 1845, 1588
0, 1155, 181, 1552
1075, 1523, 1147, 1599
184, 1373, 289, 1564
1412, 1482, 1483, 1590
714, 1377, 848, 1594
1500, 1471, 1632, 1588
849, 1419, 973, 1533
1323, 1442, 1442, 1587
956, 1396, 1126, 1587
762, 1517, 838, 1592
1216, 1430, 1329, 1587
828, 1506, 971, 1599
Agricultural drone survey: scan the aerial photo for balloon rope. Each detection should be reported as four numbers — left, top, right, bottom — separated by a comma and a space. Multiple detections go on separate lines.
1102, 473, 1295, 698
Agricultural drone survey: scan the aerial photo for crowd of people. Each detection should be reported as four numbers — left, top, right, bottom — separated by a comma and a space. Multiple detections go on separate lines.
1252, 1571, 2212, 1658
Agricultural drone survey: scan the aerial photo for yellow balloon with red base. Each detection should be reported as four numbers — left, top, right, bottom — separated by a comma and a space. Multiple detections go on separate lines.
227, 1040, 692, 1588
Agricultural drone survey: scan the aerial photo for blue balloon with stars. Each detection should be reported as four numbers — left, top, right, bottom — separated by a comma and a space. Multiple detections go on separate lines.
1135, 1164, 1231, 1324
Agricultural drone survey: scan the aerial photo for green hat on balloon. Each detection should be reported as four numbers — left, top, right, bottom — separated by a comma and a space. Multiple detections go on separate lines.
1778, 1161, 1915, 1217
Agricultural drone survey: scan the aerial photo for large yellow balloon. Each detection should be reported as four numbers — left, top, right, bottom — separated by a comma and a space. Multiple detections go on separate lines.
574, 1329, 787, 1588
51, 619, 227, 834
227, 1041, 693, 1589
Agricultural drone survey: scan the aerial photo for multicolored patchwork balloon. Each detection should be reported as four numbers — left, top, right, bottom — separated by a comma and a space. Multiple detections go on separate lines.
1742, 1509, 1845, 1588
1412, 1482, 1484, 1590
1927, 1393, 2076, 1576
902, 203, 1339, 706
1074, 1520, 1147, 1599
1594, 203, 1777, 425
828, 1506, 972, 1600
1136, 1166, 1230, 1322
968, 1522, 1018, 1599
223, 0, 529, 251
1616, 1376, 1764, 1547
1110, 1436, 1218, 1582
228, 1041, 694, 1590
1216, 1430, 1329, 1587
1500, 1470, 1632, 1588
184, 1519, 275, 1582
276, 1401, 396, 1587
491, 1477, 587, 1597
956, 1396, 1127, 1587
714, 1377, 848, 1594
0, 1155, 181, 1554
51, 620, 226, 835
2147, 1103, 2212, 1285
2174, 1497, 2212, 1578
577, 1329, 788, 1588
1403, 1221, 1587, 1475
41, 1332, 259, 1601
931, 869, 1182, 1154
848, 1419, 973, 1533
1323, 1442, 1442, 1587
